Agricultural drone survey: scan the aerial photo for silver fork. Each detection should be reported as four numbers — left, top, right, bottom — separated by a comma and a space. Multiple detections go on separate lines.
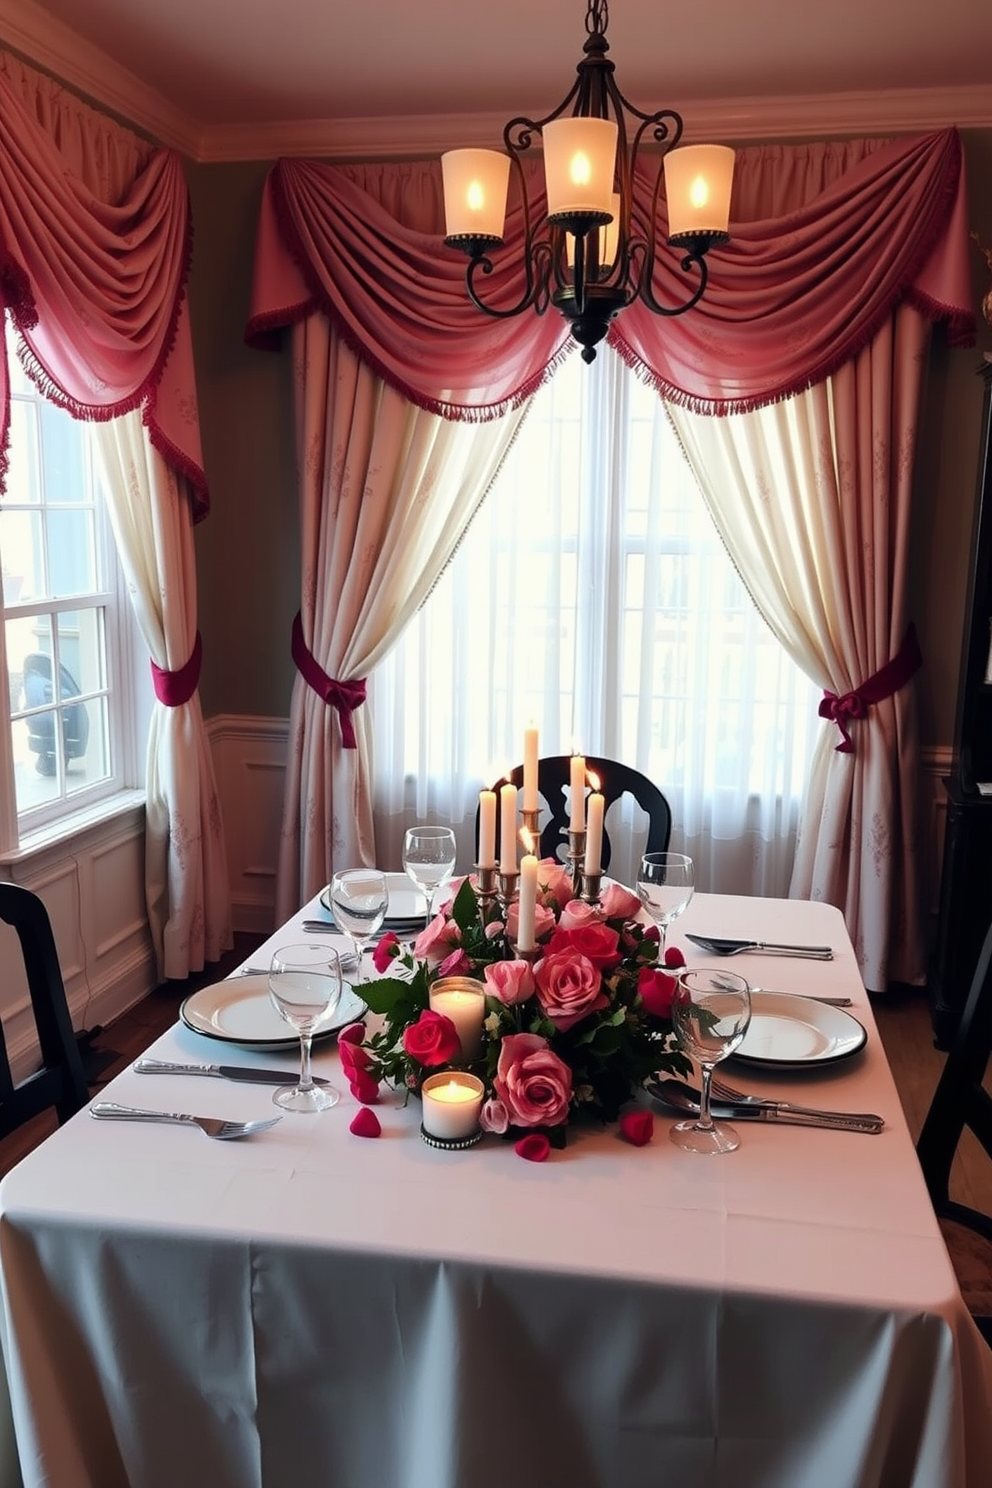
90, 1102, 282, 1140
709, 1076, 882, 1126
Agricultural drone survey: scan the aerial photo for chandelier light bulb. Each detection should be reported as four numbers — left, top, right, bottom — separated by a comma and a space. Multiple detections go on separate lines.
570, 152, 592, 187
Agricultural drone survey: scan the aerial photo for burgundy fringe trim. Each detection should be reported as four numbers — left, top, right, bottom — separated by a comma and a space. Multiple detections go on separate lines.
0, 248, 38, 330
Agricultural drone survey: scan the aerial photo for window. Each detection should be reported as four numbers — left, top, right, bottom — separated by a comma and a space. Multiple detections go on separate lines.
1, 348, 135, 841
371, 348, 821, 895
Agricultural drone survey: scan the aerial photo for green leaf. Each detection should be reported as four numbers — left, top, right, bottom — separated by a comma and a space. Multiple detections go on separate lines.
450, 878, 480, 931
361, 977, 420, 1018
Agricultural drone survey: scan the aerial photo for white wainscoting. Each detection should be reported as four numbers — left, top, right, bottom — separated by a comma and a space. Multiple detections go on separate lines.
0, 800, 154, 1081
207, 715, 956, 942
207, 714, 289, 936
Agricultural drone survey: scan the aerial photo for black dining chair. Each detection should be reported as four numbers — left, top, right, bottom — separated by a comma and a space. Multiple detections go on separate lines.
483, 754, 672, 872
916, 917, 992, 1345
0, 883, 90, 1140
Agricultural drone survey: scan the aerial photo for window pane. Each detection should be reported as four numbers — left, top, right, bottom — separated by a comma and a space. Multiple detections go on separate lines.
46, 509, 98, 597
5, 399, 40, 503
66, 694, 108, 798
0, 509, 44, 602
39, 401, 89, 504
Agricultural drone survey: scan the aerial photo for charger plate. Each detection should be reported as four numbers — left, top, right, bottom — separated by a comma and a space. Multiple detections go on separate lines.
730, 990, 866, 1070
180, 975, 366, 1051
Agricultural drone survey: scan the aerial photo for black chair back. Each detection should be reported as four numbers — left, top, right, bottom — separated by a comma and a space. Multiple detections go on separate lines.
916, 917, 992, 1344
484, 755, 672, 872
0, 883, 90, 1140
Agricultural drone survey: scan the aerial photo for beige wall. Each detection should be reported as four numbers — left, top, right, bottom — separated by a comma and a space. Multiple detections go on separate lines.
183, 134, 992, 756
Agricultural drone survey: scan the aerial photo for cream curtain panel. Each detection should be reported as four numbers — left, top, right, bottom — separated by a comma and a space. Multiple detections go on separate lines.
94, 412, 231, 979
0, 51, 230, 979
669, 140, 938, 990
275, 316, 524, 920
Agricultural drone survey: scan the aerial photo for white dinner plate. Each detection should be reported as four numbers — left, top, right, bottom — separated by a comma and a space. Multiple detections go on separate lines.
180, 975, 367, 1050
730, 990, 867, 1069
320, 872, 427, 930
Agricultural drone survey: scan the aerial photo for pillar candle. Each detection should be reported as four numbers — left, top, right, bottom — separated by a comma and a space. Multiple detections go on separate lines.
569, 754, 586, 832
500, 783, 518, 872
421, 1071, 485, 1140
584, 792, 605, 874
517, 853, 539, 950
429, 978, 486, 1062
478, 789, 497, 867
523, 725, 539, 811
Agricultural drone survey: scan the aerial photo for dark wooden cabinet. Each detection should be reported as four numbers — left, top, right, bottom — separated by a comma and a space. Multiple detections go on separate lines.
930, 358, 992, 1045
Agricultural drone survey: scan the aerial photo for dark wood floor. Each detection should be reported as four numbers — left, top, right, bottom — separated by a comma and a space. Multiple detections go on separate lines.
1, 949, 989, 1219
0, 931, 265, 1180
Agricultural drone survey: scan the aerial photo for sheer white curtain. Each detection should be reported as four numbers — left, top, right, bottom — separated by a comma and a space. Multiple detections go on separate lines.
371, 349, 821, 891
669, 307, 931, 991
93, 411, 232, 979
275, 317, 527, 920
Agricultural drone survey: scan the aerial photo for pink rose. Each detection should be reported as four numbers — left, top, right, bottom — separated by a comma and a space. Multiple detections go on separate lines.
402, 1009, 461, 1067
436, 875, 469, 914
494, 1032, 573, 1128
413, 914, 461, 967
534, 950, 608, 1030
484, 959, 535, 1006
437, 948, 472, 978
546, 920, 622, 971
505, 900, 556, 946
480, 1096, 509, 1134
638, 965, 678, 1020
537, 860, 574, 910
600, 882, 642, 920
558, 899, 603, 932
619, 1110, 654, 1146
372, 932, 401, 973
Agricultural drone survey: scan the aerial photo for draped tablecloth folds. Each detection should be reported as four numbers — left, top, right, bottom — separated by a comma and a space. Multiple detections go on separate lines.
0, 893, 990, 1488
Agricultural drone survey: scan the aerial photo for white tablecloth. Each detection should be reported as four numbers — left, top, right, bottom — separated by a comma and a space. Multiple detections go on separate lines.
1, 894, 990, 1488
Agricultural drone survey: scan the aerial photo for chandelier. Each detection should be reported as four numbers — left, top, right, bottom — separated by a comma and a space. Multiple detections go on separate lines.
441, 0, 735, 363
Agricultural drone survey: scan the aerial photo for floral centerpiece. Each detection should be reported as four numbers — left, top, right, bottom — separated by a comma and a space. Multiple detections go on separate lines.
339, 860, 693, 1150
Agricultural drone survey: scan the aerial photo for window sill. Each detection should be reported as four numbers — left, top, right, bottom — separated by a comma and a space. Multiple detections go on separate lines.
1, 789, 146, 864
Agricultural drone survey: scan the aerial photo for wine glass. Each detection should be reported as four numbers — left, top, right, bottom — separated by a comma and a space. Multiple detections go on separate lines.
402, 826, 457, 928
329, 868, 388, 983
267, 942, 343, 1112
670, 968, 751, 1154
636, 851, 694, 956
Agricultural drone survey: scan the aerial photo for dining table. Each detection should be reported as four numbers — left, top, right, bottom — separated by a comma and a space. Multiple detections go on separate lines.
0, 889, 990, 1488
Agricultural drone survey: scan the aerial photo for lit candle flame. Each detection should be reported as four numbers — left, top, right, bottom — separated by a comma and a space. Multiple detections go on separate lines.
519, 827, 536, 855
587, 770, 601, 792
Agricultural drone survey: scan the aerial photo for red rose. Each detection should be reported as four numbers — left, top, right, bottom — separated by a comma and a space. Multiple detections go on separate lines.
664, 945, 686, 969
338, 1022, 366, 1045
545, 920, 622, 970
372, 932, 401, 973
638, 965, 678, 1019
402, 1008, 461, 1067
619, 1110, 654, 1147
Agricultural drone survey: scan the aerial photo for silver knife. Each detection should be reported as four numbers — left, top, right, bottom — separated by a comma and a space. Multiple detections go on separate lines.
134, 1058, 329, 1087
646, 1079, 884, 1133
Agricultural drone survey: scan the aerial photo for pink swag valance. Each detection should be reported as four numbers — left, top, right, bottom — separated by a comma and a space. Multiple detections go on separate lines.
247, 127, 974, 418
0, 66, 208, 515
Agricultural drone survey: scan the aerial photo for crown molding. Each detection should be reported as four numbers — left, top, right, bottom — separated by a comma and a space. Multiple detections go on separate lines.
2, 0, 992, 164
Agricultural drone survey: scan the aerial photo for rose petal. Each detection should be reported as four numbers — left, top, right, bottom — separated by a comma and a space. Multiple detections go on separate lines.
349, 1070, 381, 1104
514, 1133, 551, 1163
349, 1107, 381, 1138
338, 1022, 366, 1045
663, 946, 686, 969
619, 1110, 654, 1147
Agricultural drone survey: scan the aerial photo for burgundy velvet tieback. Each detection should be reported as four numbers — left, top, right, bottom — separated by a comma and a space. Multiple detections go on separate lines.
291, 612, 366, 749
818, 624, 922, 753
150, 632, 202, 707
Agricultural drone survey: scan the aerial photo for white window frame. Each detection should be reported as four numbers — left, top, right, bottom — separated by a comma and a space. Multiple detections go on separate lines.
0, 350, 144, 855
